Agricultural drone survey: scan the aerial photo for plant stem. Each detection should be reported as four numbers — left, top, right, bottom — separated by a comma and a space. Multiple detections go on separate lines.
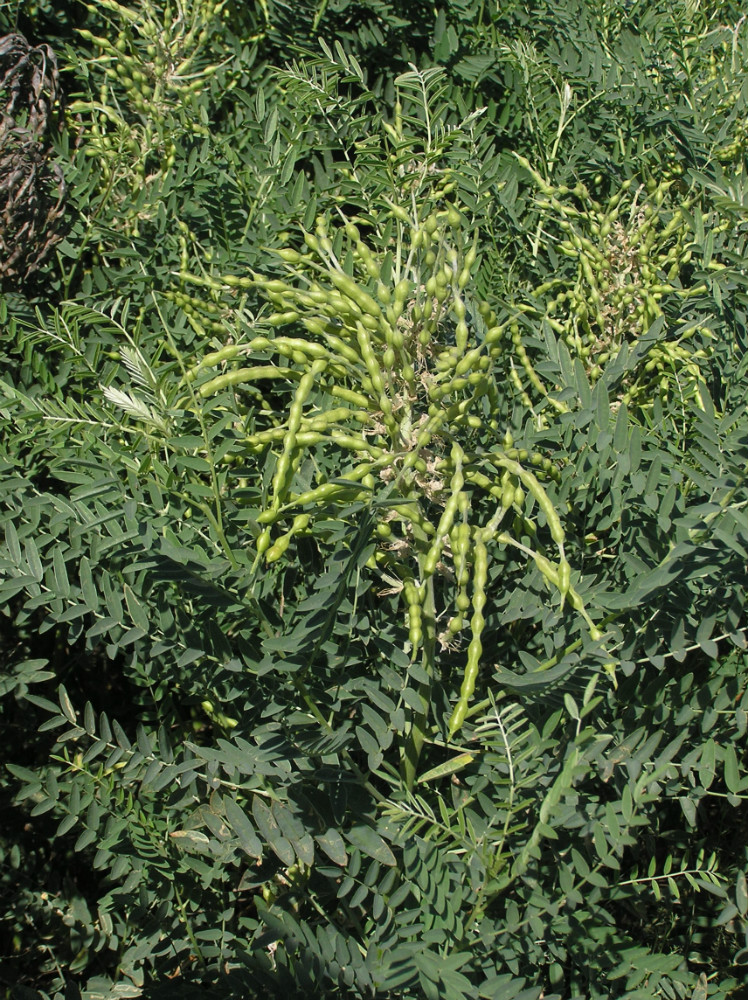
173, 880, 205, 967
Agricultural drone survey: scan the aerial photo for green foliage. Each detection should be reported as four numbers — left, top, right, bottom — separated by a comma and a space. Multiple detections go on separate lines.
1, 1, 748, 998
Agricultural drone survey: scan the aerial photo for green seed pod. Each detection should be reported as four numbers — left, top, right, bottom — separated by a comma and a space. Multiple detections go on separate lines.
275, 248, 303, 263
265, 513, 311, 563
447, 206, 462, 228
484, 325, 504, 347
256, 528, 272, 556
447, 613, 464, 636
270, 359, 326, 508
329, 272, 381, 319
457, 267, 471, 290
534, 551, 560, 587
452, 520, 472, 588
376, 281, 392, 305
304, 232, 320, 253
423, 445, 465, 577
501, 479, 515, 510
356, 325, 385, 396
403, 579, 423, 653
198, 365, 292, 398
268, 311, 300, 326
394, 278, 410, 304
494, 454, 565, 548
447, 535, 488, 737
376, 521, 393, 541
388, 320, 404, 350
388, 202, 411, 224
265, 532, 293, 564
360, 249, 381, 280
223, 274, 254, 290
456, 591, 471, 613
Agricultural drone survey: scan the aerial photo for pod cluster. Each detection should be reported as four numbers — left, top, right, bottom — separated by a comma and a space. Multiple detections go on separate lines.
71, 0, 222, 212
516, 159, 712, 413
182, 204, 605, 736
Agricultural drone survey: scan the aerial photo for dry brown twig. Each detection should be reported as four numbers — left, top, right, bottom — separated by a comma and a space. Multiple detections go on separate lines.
0, 32, 67, 285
